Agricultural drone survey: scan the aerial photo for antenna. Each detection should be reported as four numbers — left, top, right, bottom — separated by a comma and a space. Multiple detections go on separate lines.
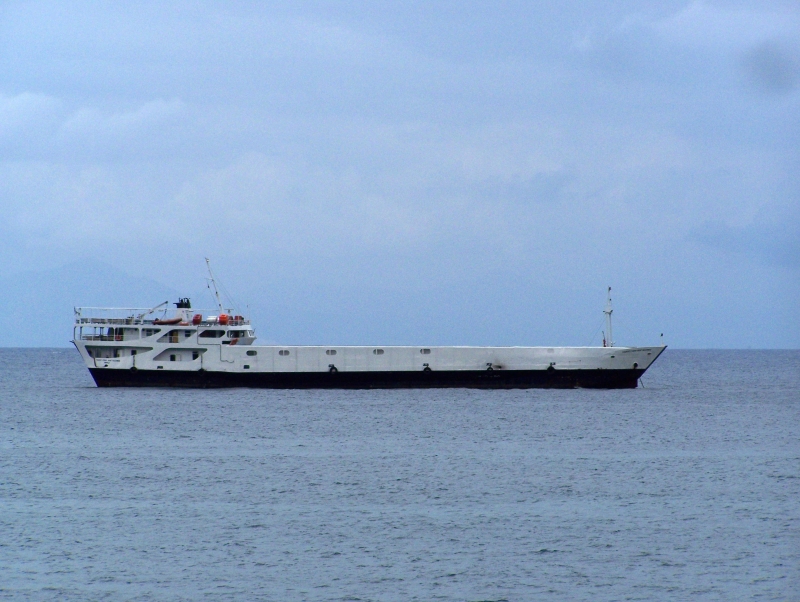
603, 287, 614, 348
205, 258, 224, 314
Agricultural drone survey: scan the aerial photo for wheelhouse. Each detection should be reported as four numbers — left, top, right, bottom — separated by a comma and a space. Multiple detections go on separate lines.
73, 300, 256, 346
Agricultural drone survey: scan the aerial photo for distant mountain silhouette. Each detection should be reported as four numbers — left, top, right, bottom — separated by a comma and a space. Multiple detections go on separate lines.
0, 261, 179, 347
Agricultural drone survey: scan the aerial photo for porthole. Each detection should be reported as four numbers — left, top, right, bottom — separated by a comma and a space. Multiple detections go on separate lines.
246, 350, 257, 356
420, 348, 431, 354
279, 350, 290, 356
326, 349, 337, 355
373, 349, 384, 355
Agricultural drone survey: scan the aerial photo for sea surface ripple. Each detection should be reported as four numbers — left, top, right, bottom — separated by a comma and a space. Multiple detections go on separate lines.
1, 349, 798, 601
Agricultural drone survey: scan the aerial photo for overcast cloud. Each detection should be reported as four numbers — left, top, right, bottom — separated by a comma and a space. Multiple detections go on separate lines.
0, 1, 797, 348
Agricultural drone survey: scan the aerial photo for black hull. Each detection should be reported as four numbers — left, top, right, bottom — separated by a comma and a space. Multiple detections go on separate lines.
89, 368, 644, 389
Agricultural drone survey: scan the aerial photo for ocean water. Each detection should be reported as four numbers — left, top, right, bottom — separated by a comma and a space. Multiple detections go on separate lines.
1, 349, 798, 601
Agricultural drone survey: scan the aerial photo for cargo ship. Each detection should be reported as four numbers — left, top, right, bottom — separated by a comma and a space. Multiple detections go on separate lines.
72, 263, 665, 389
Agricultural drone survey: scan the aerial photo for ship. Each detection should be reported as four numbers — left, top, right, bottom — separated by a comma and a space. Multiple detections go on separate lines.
72, 262, 665, 389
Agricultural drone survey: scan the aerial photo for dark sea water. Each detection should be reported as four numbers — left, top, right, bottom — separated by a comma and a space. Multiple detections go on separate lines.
1, 349, 798, 601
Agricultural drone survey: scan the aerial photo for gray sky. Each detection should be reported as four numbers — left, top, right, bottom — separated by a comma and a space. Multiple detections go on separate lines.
1, 1, 798, 348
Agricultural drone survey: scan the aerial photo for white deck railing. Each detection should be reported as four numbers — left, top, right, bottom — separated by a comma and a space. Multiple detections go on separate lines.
74, 307, 248, 327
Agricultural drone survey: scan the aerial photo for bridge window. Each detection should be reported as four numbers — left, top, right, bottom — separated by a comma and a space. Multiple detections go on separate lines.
199, 330, 225, 338
158, 329, 194, 343
162, 330, 178, 343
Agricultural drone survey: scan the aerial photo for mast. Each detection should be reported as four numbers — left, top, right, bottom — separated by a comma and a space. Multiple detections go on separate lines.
205, 258, 224, 314
604, 287, 614, 348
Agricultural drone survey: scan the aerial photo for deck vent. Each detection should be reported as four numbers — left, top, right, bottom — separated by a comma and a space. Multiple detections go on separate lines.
373, 349, 384, 355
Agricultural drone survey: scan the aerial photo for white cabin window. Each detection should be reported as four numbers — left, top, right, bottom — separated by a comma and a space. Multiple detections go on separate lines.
373, 349, 384, 355
246, 350, 257, 356
279, 350, 290, 356
142, 328, 161, 338
420, 348, 431, 354
326, 350, 337, 355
